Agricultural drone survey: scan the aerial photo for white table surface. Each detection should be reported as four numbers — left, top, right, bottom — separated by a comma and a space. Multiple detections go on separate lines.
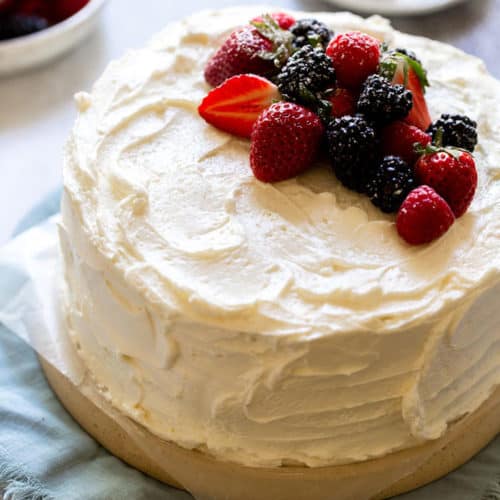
1, 0, 498, 245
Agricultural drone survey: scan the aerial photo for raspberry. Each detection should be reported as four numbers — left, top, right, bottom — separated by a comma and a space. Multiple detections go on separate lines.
366, 156, 417, 213
326, 115, 379, 193
427, 114, 478, 152
397, 186, 455, 245
326, 31, 381, 89
276, 45, 336, 108
357, 74, 413, 125
290, 18, 333, 49
250, 102, 324, 183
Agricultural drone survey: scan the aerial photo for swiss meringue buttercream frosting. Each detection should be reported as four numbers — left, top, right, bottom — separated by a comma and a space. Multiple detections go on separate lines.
60, 7, 500, 467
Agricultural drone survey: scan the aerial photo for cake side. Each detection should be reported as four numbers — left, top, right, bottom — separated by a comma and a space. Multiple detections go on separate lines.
60, 6, 500, 467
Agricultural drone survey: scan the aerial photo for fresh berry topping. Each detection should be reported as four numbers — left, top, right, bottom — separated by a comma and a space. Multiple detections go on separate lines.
380, 50, 431, 130
326, 115, 379, 193
328, 88, 357, 118
326, 32, 381, 89
381, 121, 431, 165
290, 18, 333, 49
0, 13, 48, 40
357, 74, 413, 125
276, 45, 336, 109
198, 74, 280, 138
365, 156, 417, 213
427, 114, 478, 152
397, 186, 455, 245
250, 102, 324, 182
415, 147, 478, 218
252, 12, 296, 30
204, 27, 275, 87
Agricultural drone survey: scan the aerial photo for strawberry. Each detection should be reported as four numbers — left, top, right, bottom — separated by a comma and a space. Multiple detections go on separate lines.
251, 12, 296, 30
204, 18, 294, 88
326, 32, 381, 89
198, 74, 280, 138
380, 50, 432, 131
381, 121, 431, 165
250, 102, 324, 182
397, 185, 455, 245
205, 27, 273, 87
415, 147, 477, 218
328, 87, 357, 118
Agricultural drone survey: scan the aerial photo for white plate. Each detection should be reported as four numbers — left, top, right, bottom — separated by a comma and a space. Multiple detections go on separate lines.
0, 0, 107, 77
324, 0, 469, 16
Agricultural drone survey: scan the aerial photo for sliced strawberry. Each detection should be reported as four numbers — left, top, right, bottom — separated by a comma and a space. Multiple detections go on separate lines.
198, 74, 280, 138
380, 50, 432, 131
252, 12, 296, 30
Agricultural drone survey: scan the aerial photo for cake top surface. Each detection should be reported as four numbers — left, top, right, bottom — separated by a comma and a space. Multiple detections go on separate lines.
65, 6, 500, 337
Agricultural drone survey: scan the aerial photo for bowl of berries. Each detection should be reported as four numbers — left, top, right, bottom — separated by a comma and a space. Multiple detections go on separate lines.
0, 0, 106, 76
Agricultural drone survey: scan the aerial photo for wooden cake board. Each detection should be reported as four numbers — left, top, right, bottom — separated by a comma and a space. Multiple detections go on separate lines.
40, 358, 500, 500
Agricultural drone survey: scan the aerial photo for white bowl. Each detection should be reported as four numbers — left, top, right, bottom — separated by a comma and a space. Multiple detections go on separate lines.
0, 0, 107, 76
323, 0, 470, 16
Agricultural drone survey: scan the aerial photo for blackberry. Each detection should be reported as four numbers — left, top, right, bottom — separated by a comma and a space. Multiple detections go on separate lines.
290, 18, 333, 49
0, 14, 48, 41
326, 115, 380, 193
276, 45, 336, 109
427, 114, 478, 152
366, 156, 417, 213
357, 74, 413, 125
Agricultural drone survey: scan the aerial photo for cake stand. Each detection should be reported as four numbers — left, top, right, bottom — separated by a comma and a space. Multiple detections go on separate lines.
40, 358, 500, 500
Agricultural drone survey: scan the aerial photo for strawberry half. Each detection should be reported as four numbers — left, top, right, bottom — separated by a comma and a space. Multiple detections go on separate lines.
198, 74, 280, 138
380, 50, 432, 131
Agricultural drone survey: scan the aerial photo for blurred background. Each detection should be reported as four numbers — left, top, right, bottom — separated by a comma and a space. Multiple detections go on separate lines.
0, 0, 498, 244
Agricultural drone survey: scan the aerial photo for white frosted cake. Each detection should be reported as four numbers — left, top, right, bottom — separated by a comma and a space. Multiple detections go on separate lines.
60, 6, 500, 469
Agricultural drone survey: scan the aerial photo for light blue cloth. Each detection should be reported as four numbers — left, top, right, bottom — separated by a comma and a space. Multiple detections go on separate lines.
0, 190, 499, 500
